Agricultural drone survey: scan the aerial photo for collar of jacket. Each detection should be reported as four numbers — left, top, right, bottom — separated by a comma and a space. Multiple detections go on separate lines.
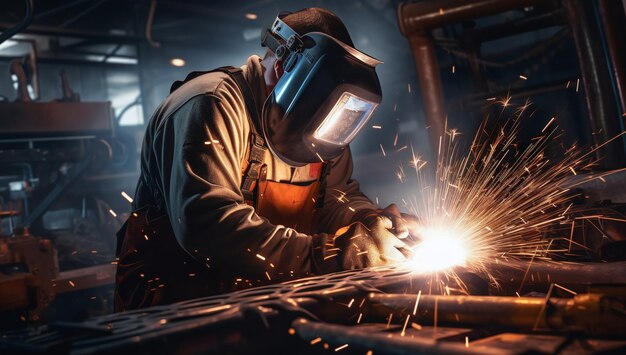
241, 55, 269, 121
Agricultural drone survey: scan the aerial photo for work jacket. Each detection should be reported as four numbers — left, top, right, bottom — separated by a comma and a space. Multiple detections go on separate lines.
115, 55, 377, 310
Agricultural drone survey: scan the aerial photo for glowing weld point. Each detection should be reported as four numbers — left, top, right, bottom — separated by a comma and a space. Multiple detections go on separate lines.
406, 227, 468, 272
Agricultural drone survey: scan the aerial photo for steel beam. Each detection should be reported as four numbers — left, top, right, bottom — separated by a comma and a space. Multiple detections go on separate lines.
562, 0, 626, 169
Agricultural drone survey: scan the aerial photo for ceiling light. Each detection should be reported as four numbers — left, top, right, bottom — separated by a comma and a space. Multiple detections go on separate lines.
170, 58, 185, 67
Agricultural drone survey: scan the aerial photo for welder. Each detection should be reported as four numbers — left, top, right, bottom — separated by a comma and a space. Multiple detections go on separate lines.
115, 8, 415, 311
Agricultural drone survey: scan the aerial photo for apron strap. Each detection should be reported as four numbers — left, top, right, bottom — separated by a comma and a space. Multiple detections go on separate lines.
209, 67, 268, 205
315, 162, 331, 209
171, 66, 267, 205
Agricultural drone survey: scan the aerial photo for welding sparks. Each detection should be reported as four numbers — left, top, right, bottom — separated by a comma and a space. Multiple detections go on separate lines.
397, 97, 612, 287
121, 191, 133, 203
335, 344, 349, 352
413, 290, 421, 315
400, 314, 410, 336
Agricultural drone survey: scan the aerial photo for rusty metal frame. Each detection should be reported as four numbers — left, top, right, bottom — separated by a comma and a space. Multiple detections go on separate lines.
397, 0, 626, 168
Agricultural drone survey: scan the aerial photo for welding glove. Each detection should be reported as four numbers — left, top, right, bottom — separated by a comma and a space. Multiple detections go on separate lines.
358, 204, 420, 240
332, 212, 408, 270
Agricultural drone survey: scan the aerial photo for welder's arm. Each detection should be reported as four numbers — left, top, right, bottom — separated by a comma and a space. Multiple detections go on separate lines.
156, 95, 338, 280
315, 147, 379, 234
316, 149, 412, 264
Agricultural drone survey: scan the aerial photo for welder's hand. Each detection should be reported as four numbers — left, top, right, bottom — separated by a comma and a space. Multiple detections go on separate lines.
333, 218, 407, 270
360, 204, 421, 242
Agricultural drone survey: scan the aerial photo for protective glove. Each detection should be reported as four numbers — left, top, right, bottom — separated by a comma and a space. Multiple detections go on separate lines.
356, 204, 421, 240
332, 207, 409, 270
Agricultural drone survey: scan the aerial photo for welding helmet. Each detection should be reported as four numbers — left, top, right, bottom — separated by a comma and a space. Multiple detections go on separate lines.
261, 13, 383, 166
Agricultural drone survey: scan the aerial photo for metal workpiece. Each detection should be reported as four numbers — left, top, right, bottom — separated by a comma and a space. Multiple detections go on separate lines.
2, 264, 626, 354
484, 260, 626, 291
367, 293, 626, 338
292, 318, 503, 355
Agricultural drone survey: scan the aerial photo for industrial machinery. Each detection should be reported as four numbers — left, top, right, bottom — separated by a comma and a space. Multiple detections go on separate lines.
0, 28, 124, 327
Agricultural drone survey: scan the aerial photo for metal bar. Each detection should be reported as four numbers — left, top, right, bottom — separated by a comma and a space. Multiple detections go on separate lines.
397, 0, 544, 36
562, 0, 626, 169
0, 22, 144, 44
597, 0, 626, 118
58, 0, 109, 29
408, 34, 447, 152
53, 264, 116, 294
22, 143, 99, 227
485, 259, 626, 286
0, 0, 34, 45
368, 293, 626, 338
33, 0, 94, 21
465, 10, 564, 44
292, 318, 504, 355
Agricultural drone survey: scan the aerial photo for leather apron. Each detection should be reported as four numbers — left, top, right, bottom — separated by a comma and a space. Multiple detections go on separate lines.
254, 163, 325, 234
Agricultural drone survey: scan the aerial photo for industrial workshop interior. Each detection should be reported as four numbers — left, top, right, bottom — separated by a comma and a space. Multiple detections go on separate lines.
1, 0, 626, 354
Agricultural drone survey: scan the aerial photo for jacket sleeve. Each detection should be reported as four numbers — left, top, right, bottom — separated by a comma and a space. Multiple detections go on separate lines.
316, 147, 379, 235
154, 93, 333, 281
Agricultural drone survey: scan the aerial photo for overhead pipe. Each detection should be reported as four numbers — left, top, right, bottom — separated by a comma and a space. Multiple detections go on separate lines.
563, 0, 626, 169
397, 0, 544, 151
597, 0, 626, 124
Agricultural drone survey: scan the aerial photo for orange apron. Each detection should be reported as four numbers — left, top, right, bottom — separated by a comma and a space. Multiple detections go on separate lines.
255, 164, 323, 234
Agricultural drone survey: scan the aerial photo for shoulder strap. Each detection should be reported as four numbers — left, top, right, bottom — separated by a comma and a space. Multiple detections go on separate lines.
210, 66, 267, 205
